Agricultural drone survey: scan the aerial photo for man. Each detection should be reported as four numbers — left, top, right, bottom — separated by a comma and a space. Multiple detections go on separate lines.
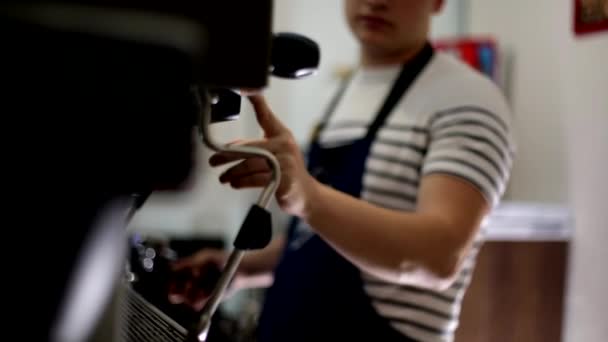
170, 1, 515, 341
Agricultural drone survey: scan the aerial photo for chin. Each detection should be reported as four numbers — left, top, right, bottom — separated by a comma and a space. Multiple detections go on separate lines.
357, 32, 391, 51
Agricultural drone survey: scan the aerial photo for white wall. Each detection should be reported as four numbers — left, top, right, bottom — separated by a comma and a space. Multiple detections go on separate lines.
469, 0, 570, 203
468, 0, 608, 340
557, 11, 608, 342
265, 0, 358, 144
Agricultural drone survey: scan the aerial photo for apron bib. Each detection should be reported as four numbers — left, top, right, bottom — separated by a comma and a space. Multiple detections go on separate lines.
257, 44, 434, 342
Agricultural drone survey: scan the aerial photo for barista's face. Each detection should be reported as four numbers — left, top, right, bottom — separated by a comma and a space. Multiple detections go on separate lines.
344, 0, 444, 54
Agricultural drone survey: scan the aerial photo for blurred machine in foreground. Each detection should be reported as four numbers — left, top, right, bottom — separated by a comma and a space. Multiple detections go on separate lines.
0, 1, 276, 341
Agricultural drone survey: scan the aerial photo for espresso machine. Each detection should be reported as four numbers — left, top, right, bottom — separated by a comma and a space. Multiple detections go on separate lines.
0, 1, 319, 341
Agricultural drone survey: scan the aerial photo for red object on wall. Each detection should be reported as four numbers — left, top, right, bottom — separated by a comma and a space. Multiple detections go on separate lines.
574, 0, 608, 35
433, 37, 498, 81
460, 42, 480, 69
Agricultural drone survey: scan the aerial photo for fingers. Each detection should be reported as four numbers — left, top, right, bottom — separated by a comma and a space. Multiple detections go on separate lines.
184, 282, 209, 311
190, 294, 209, 312
219, 153, 294, 189
209, 138, 286, 166
229, 172, 273, 189
209, 151, 258, 167
219, 158, 271, 183
168, 251, 222, 308
167, 267, 195, 305
235, 88, 263, 96
168, 279, 210, 310
168, 282, 185, 305
170, 257, 193, 273
248, 95, 286, 137
213, 146, 295, 190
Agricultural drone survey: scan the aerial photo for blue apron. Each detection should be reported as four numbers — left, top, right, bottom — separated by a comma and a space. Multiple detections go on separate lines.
257, 44, 434, 342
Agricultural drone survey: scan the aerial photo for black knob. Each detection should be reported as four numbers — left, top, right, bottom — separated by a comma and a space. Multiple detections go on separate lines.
271, 32, 321, 79
209, 88, 241, 123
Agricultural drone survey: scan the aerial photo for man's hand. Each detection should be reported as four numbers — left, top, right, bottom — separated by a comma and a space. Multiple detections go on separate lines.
168, 249, 227, 311
209, 95, 320, 219
167, 237, 286, 311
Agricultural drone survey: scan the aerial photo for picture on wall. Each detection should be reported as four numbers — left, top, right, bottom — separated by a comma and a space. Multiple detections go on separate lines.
574, 0, 608, 35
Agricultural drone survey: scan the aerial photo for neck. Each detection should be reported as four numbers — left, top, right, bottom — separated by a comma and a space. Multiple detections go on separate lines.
360, 40, 427, 68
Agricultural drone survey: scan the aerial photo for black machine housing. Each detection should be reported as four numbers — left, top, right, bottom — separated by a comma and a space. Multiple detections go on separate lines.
0, 1, 275, 341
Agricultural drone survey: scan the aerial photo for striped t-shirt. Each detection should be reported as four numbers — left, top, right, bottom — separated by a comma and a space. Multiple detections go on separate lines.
309, 52, 515, 341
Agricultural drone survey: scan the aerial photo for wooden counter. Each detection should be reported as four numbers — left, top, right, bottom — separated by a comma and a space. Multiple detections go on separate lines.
455, 240, 570, 342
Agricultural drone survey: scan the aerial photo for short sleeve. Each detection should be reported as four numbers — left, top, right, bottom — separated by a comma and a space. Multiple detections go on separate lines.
421, 106, 515, 207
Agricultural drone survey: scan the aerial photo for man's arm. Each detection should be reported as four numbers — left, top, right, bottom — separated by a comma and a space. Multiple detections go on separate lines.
305, 173, 489, 291
212, 95, 510, 292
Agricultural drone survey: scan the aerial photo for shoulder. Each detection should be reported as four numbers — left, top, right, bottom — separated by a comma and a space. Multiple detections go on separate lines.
414, 52, 512, 127
413, 53, 516, 208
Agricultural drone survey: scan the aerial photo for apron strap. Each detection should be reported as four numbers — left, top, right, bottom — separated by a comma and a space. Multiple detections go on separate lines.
365, 42, 435, 140
321, 74, 353, 125
309, 74, 353, 143
311, 42, 435, 145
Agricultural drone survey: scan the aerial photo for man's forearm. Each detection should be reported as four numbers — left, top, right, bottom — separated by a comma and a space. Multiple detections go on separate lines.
305, 183, 471, 288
